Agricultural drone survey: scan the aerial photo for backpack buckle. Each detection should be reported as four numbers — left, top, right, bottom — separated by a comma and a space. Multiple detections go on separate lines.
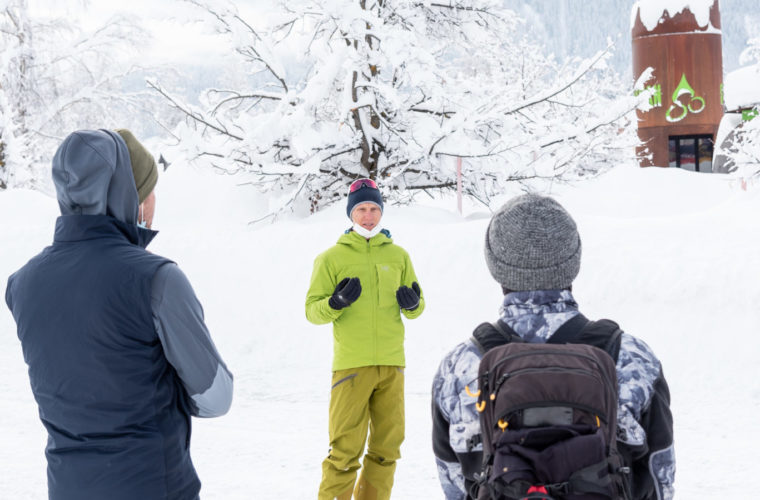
523, 485, 550, 499
523, 483, 568, 499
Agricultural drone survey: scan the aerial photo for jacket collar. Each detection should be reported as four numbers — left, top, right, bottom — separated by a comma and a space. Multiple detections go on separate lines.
499, 289, 579, 343
338, 227, 392, 247
54, 214, 158, 249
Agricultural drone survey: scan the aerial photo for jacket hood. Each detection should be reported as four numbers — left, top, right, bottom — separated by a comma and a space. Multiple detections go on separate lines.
52, 129, 139, 225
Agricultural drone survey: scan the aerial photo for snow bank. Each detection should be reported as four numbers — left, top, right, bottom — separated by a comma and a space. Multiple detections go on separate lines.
724, 64, 760, 110
1, 161, 759, 498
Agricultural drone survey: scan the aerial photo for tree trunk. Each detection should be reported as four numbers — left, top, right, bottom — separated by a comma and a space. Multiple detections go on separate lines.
348, 0, 382, 180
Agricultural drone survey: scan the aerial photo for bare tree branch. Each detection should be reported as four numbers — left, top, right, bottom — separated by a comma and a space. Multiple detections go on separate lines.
147, 80, 244, 141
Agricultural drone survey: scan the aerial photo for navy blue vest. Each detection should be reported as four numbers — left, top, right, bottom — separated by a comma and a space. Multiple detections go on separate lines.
6, 215, 200, 500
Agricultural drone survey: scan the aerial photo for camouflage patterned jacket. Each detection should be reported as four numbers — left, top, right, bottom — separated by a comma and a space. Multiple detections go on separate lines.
431, 290, 675, 500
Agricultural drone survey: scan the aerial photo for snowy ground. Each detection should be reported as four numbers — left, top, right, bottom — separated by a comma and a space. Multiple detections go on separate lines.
1, 162, 759, 498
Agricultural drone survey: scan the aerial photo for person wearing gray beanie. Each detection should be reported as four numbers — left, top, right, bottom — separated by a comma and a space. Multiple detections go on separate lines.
484, 193, 581, 292
431, 193, 675, 500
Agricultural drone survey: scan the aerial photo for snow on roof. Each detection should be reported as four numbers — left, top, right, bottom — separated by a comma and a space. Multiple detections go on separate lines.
631, 0, 716, 31
724, 64, 760, 110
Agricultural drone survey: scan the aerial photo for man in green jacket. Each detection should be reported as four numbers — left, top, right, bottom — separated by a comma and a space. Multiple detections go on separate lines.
306, 178, 425, 500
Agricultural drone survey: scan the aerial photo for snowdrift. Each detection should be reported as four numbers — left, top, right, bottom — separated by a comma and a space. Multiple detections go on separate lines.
1, 163, 758, 498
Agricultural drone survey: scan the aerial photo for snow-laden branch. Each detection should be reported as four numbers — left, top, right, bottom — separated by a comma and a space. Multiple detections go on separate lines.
147, 79, 244, 141
153, 0, 640, 219
1, 2, 166, 191
500, 44, 614, 117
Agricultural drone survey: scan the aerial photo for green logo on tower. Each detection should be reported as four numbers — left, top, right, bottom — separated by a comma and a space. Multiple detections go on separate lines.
634, 83, 662, 108
666, 74, 705, 123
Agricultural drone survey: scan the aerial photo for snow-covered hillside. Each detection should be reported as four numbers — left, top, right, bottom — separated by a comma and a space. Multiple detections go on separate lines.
1, 163, 759, 498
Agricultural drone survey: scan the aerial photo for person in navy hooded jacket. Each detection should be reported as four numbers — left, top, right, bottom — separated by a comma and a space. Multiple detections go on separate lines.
5, 129, 233, 500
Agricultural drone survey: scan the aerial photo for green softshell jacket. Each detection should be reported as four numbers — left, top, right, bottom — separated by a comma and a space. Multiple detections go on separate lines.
305, 230, 424, 371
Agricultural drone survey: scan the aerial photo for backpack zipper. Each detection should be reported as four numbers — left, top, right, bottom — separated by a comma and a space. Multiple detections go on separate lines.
488, 366, 611, 425
489, 372, 511, 400
496, 401, 608, 428
486, 349, 616, 404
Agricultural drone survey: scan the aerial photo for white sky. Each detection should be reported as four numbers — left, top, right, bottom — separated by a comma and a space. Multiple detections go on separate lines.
27, 0, 268, 66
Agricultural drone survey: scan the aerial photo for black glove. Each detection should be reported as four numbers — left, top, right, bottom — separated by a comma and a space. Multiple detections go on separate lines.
329, 277, 362, 310
396, 282, 421, 311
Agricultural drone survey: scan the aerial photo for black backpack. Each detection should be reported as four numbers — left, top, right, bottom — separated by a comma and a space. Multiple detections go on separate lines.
473, 314, 631, 500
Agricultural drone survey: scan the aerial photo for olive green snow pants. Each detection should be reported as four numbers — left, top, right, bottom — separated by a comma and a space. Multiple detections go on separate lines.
318, 365, 405, 500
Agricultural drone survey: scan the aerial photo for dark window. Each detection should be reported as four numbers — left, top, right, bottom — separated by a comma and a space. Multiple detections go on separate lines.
698, 138, 713, 172
667, 135, 714, 172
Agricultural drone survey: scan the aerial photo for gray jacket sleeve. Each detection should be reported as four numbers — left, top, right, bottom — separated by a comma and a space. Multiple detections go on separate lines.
616, 333, 675, 500
151, 263, 233, 418
432, 340, 484, 499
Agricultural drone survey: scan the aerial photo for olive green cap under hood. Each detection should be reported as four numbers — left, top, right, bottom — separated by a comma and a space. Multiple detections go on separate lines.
116, 128, 158, 204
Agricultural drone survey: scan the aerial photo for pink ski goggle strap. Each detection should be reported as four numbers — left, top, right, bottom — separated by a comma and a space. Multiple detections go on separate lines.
349, 178, 378, 193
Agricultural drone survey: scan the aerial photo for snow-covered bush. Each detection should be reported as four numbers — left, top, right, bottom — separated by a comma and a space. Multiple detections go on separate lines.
0, 0, 165, 191
722, 35, 760, 179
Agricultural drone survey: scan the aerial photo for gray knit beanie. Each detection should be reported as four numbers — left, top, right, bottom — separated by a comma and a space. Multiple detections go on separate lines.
484, 194, 581, 291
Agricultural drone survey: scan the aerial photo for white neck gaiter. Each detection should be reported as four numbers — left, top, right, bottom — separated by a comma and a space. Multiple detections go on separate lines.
353, 223, 383, 239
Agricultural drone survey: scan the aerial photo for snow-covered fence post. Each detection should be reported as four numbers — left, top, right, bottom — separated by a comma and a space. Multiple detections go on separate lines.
456, 156, 462, 215
0, 140, 6, 190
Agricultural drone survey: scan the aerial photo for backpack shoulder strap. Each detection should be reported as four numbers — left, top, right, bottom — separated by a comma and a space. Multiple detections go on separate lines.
575, 318, 624, 362
491, 319, 525, 343
473, 313, 623, 361
548, 314, 623, 362
470, 319, 523, 356
546, 313, 591, 345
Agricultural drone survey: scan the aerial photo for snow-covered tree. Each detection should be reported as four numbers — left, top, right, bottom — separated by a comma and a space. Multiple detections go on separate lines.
0, 0, 169, 191
153, 0, 644, 217
722, 35, 760, 179
741, 35, 760, 66
0, 0, 34, 189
